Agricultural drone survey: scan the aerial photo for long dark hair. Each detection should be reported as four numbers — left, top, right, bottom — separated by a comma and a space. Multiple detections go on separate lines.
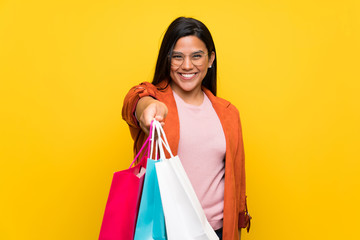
152, 17, 217, 96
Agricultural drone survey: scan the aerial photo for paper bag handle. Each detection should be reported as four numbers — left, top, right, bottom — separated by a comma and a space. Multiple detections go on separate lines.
153, 120, 174, 160
128, 120, 155, 168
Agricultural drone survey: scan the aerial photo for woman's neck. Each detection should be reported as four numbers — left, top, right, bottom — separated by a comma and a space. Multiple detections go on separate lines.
170, 83, 204, 106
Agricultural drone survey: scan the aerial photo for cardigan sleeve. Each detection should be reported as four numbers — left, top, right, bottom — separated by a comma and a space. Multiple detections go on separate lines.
121, 82, 158, 129
234, 110, 251, 232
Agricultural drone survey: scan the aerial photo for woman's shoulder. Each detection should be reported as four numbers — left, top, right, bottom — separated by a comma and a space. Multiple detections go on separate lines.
203, 88, 240, 115
136, 80, 170, 92
135, 81, 157, 90
216, 95, 240, 115
127, 81, 169, 99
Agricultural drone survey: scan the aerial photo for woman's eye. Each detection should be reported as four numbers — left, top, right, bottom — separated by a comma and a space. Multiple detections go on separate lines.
192, 54, 202, 59
172, 55, 183, 59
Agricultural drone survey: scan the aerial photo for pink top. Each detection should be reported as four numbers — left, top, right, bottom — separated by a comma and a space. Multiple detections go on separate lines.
173, 90, 226, 230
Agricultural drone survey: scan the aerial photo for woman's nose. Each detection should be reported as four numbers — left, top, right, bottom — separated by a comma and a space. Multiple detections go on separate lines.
181, 56, 194, 69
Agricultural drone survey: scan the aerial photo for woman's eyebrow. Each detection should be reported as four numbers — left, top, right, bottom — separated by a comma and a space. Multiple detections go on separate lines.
172, 50, 205, 54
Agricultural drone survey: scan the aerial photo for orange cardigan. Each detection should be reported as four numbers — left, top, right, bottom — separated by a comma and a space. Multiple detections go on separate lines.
122, 80, 250, 240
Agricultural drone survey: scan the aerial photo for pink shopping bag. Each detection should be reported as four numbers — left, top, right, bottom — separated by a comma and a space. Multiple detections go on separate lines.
99, 126, 152, 240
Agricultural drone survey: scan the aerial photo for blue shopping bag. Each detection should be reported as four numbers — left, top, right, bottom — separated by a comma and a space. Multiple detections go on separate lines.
134, 157, 167, 240
134, 120, 167, 240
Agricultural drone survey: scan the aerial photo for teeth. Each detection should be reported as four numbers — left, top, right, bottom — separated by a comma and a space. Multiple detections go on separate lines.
181, 73, 195, 78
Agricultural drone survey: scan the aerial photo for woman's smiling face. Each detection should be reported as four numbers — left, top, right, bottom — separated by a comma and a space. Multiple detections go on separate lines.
169, 36, 215, 99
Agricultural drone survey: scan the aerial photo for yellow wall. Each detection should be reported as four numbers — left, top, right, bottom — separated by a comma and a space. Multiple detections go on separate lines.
1, 0, 359, 239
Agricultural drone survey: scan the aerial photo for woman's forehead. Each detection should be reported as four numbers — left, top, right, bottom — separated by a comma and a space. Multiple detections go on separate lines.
173, 36, 207, 52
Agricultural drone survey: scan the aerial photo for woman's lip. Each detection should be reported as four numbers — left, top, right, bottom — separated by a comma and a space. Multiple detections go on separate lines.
178, 72, 198, 80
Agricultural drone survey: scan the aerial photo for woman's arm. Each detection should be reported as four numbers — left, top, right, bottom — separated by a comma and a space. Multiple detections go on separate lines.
122, 82, 168, 135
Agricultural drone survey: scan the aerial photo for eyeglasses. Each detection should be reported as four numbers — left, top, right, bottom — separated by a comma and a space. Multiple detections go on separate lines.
170, 51, 209, 67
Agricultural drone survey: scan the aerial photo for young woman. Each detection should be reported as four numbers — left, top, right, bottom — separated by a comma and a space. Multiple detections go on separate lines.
122, 17, 250, 240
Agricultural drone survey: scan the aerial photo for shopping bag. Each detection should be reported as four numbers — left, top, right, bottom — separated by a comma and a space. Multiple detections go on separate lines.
134, 121, 167, 240
153, 120, 219, 240
98, 123, 153, 240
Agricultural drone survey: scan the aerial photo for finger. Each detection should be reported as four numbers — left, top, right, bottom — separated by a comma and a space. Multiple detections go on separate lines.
139, 121, 150, 135
155, 104, 167, 122
154, 115, 163, 122
141, 106, 157, 132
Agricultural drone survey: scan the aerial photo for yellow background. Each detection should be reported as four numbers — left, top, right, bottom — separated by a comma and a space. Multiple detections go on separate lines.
1, 0, 359, 239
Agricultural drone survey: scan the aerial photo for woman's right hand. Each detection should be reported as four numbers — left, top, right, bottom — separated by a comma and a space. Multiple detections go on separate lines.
135, 96, 168, 135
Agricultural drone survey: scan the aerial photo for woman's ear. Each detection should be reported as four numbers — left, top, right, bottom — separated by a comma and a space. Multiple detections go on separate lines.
208, 51, 215, 68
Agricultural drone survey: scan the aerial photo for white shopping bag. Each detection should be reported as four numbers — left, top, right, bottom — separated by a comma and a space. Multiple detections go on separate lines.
153, 120, 219, 240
